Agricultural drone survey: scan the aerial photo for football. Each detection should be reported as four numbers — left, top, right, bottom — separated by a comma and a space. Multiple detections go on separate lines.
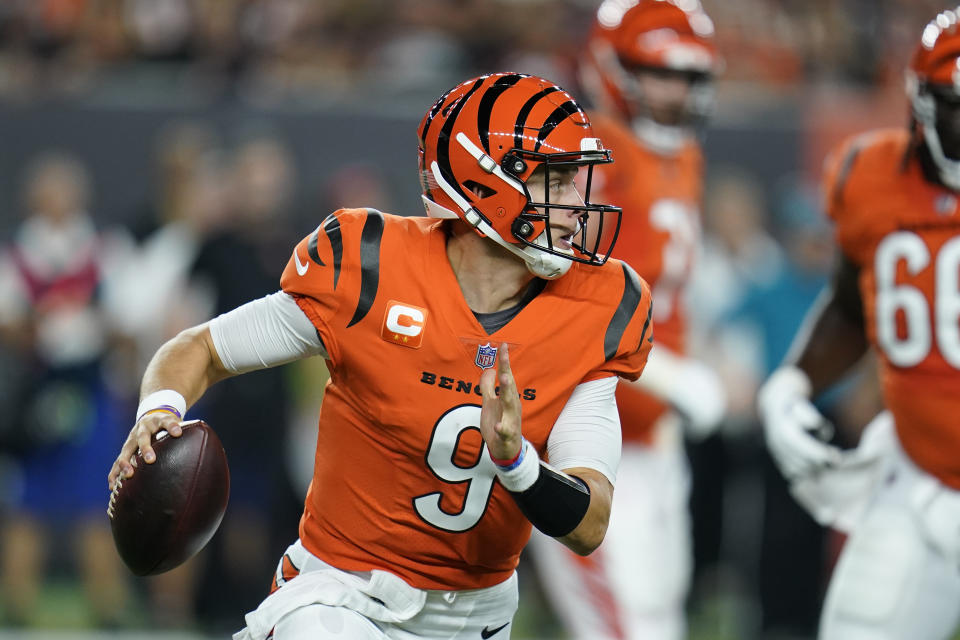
108, 419, 230, 576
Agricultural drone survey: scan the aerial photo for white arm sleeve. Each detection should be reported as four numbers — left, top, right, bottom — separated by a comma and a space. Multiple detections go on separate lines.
546, 376, 622, 485
208, 291, 327, 373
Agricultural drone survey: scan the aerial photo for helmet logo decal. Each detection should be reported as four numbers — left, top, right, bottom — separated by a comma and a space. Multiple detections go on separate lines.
475, 343, 498, 370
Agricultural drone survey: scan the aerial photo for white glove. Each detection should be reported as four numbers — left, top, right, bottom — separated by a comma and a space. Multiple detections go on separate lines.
633, 346, 727, 441
758, 366, 842, 479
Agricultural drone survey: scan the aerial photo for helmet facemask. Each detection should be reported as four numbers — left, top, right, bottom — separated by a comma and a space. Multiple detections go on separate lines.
910, 75, 960, 190
502, 144, 622, 272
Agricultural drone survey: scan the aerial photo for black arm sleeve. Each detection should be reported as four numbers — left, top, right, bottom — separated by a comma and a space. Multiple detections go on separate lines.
508, 463, 591, 538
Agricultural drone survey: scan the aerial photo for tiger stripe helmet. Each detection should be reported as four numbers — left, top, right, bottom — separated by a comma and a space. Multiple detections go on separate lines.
417, 72, 622, 279
908, 7, 960, 190
582, 0, 719, 150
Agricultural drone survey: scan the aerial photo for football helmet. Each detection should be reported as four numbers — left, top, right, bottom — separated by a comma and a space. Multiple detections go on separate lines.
582, 0, 719, 153
418, 72, 622, 279
908, 8, 960, 190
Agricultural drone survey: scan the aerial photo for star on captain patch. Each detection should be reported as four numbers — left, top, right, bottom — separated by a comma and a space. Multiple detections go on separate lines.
475, 343, 498, 370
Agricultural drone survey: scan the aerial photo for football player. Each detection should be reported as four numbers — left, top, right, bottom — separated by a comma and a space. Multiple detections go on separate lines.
107, 72, 654, 639
527, 2, 725, 639
758, 9, 960, 639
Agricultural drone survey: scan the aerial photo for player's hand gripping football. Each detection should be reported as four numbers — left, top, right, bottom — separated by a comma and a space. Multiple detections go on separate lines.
479, 343, 523, 463
758, 366, 842, 480
107, 411, 184, 490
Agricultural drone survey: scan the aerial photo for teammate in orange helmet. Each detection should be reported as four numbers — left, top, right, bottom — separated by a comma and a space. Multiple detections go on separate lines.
107, 72, 653, 639
758, 8, 960, 639
527, 2, 725, 639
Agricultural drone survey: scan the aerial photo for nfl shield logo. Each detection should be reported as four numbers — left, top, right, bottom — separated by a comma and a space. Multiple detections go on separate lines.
475, 343, 498, 370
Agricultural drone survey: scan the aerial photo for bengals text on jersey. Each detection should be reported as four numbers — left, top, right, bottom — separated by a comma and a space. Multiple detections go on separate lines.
823, 128, 960, 489
279, 208, 653, 591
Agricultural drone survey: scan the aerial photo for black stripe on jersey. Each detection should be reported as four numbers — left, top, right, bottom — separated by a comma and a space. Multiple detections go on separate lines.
604, 263, 644, 361
323, 214, 343, 290
347, 209, 385, 328
307, 219, 328, 267
638, 299, 653, 348
436, 77, 486, 206
830, 140, 864, 209
477, 74, 523, 153
535, 101, 580, 152
514, 86, 561, 149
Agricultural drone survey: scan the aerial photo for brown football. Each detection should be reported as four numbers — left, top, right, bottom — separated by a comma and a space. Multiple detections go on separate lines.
108, 419, 230, 576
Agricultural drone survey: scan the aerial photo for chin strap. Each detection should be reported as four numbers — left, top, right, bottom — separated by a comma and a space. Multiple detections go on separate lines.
425, 159, 572, 279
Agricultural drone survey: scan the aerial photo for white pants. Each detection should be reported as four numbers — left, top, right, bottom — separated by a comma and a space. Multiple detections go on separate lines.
527, 417, 692, 640
819, 413, 960, 640
236, 540, 519, 640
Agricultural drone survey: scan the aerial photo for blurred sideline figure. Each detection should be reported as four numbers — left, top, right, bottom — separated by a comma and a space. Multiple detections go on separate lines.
187, 131, 304, 631
106, 121, 227, 629
528, 2, 725, 639
108, 71, 653, 640
0, 152, 130, 627
720, 177, 839, 637
758, 8, 960, 639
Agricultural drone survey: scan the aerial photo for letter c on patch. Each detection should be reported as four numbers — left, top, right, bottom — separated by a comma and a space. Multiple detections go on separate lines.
386, 305, 424, 336
381, 301, 428, 348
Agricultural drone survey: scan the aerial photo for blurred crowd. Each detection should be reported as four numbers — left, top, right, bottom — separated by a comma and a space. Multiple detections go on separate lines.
0, 0, 952, 102
0, 0, 937, 638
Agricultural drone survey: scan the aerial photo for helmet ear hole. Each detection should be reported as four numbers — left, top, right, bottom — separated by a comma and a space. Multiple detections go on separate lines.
462, 180, 497, 199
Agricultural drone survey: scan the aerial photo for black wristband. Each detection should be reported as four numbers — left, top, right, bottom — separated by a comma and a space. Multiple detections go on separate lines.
508, 462, 591, 538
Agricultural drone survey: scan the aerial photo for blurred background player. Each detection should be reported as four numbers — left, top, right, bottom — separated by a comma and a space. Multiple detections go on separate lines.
759, 7, 960, 639
527, 2, 726, 639
0, 152, 131, 628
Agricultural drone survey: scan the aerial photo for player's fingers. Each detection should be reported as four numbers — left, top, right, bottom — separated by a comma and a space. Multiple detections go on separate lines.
111, 436, 139, 486
140, 412, 185, 462
479, 367, 498, 400
784, 437, 841, 478
108, 462, 122, 489
479, 369, 502, 434
497, 344, 516, 389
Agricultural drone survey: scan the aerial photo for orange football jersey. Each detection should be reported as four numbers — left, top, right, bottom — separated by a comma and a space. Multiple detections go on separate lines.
824, 129, 960, 489
280, 208, 653, 590
589, 112, 704, 442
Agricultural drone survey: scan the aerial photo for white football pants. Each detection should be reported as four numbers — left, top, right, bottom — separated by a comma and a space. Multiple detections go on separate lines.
819, 416, 960, 640
237, 540, 518, 640
528, 417, 692, 640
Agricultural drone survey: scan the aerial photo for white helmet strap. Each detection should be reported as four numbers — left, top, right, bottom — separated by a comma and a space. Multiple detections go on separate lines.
427, 156, 572, 279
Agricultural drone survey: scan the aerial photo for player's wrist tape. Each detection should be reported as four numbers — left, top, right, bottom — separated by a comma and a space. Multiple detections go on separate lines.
496, 443, 592, 538
136, 390, 187, 423
490, 439, 527, 470
493, 439, 539, 491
